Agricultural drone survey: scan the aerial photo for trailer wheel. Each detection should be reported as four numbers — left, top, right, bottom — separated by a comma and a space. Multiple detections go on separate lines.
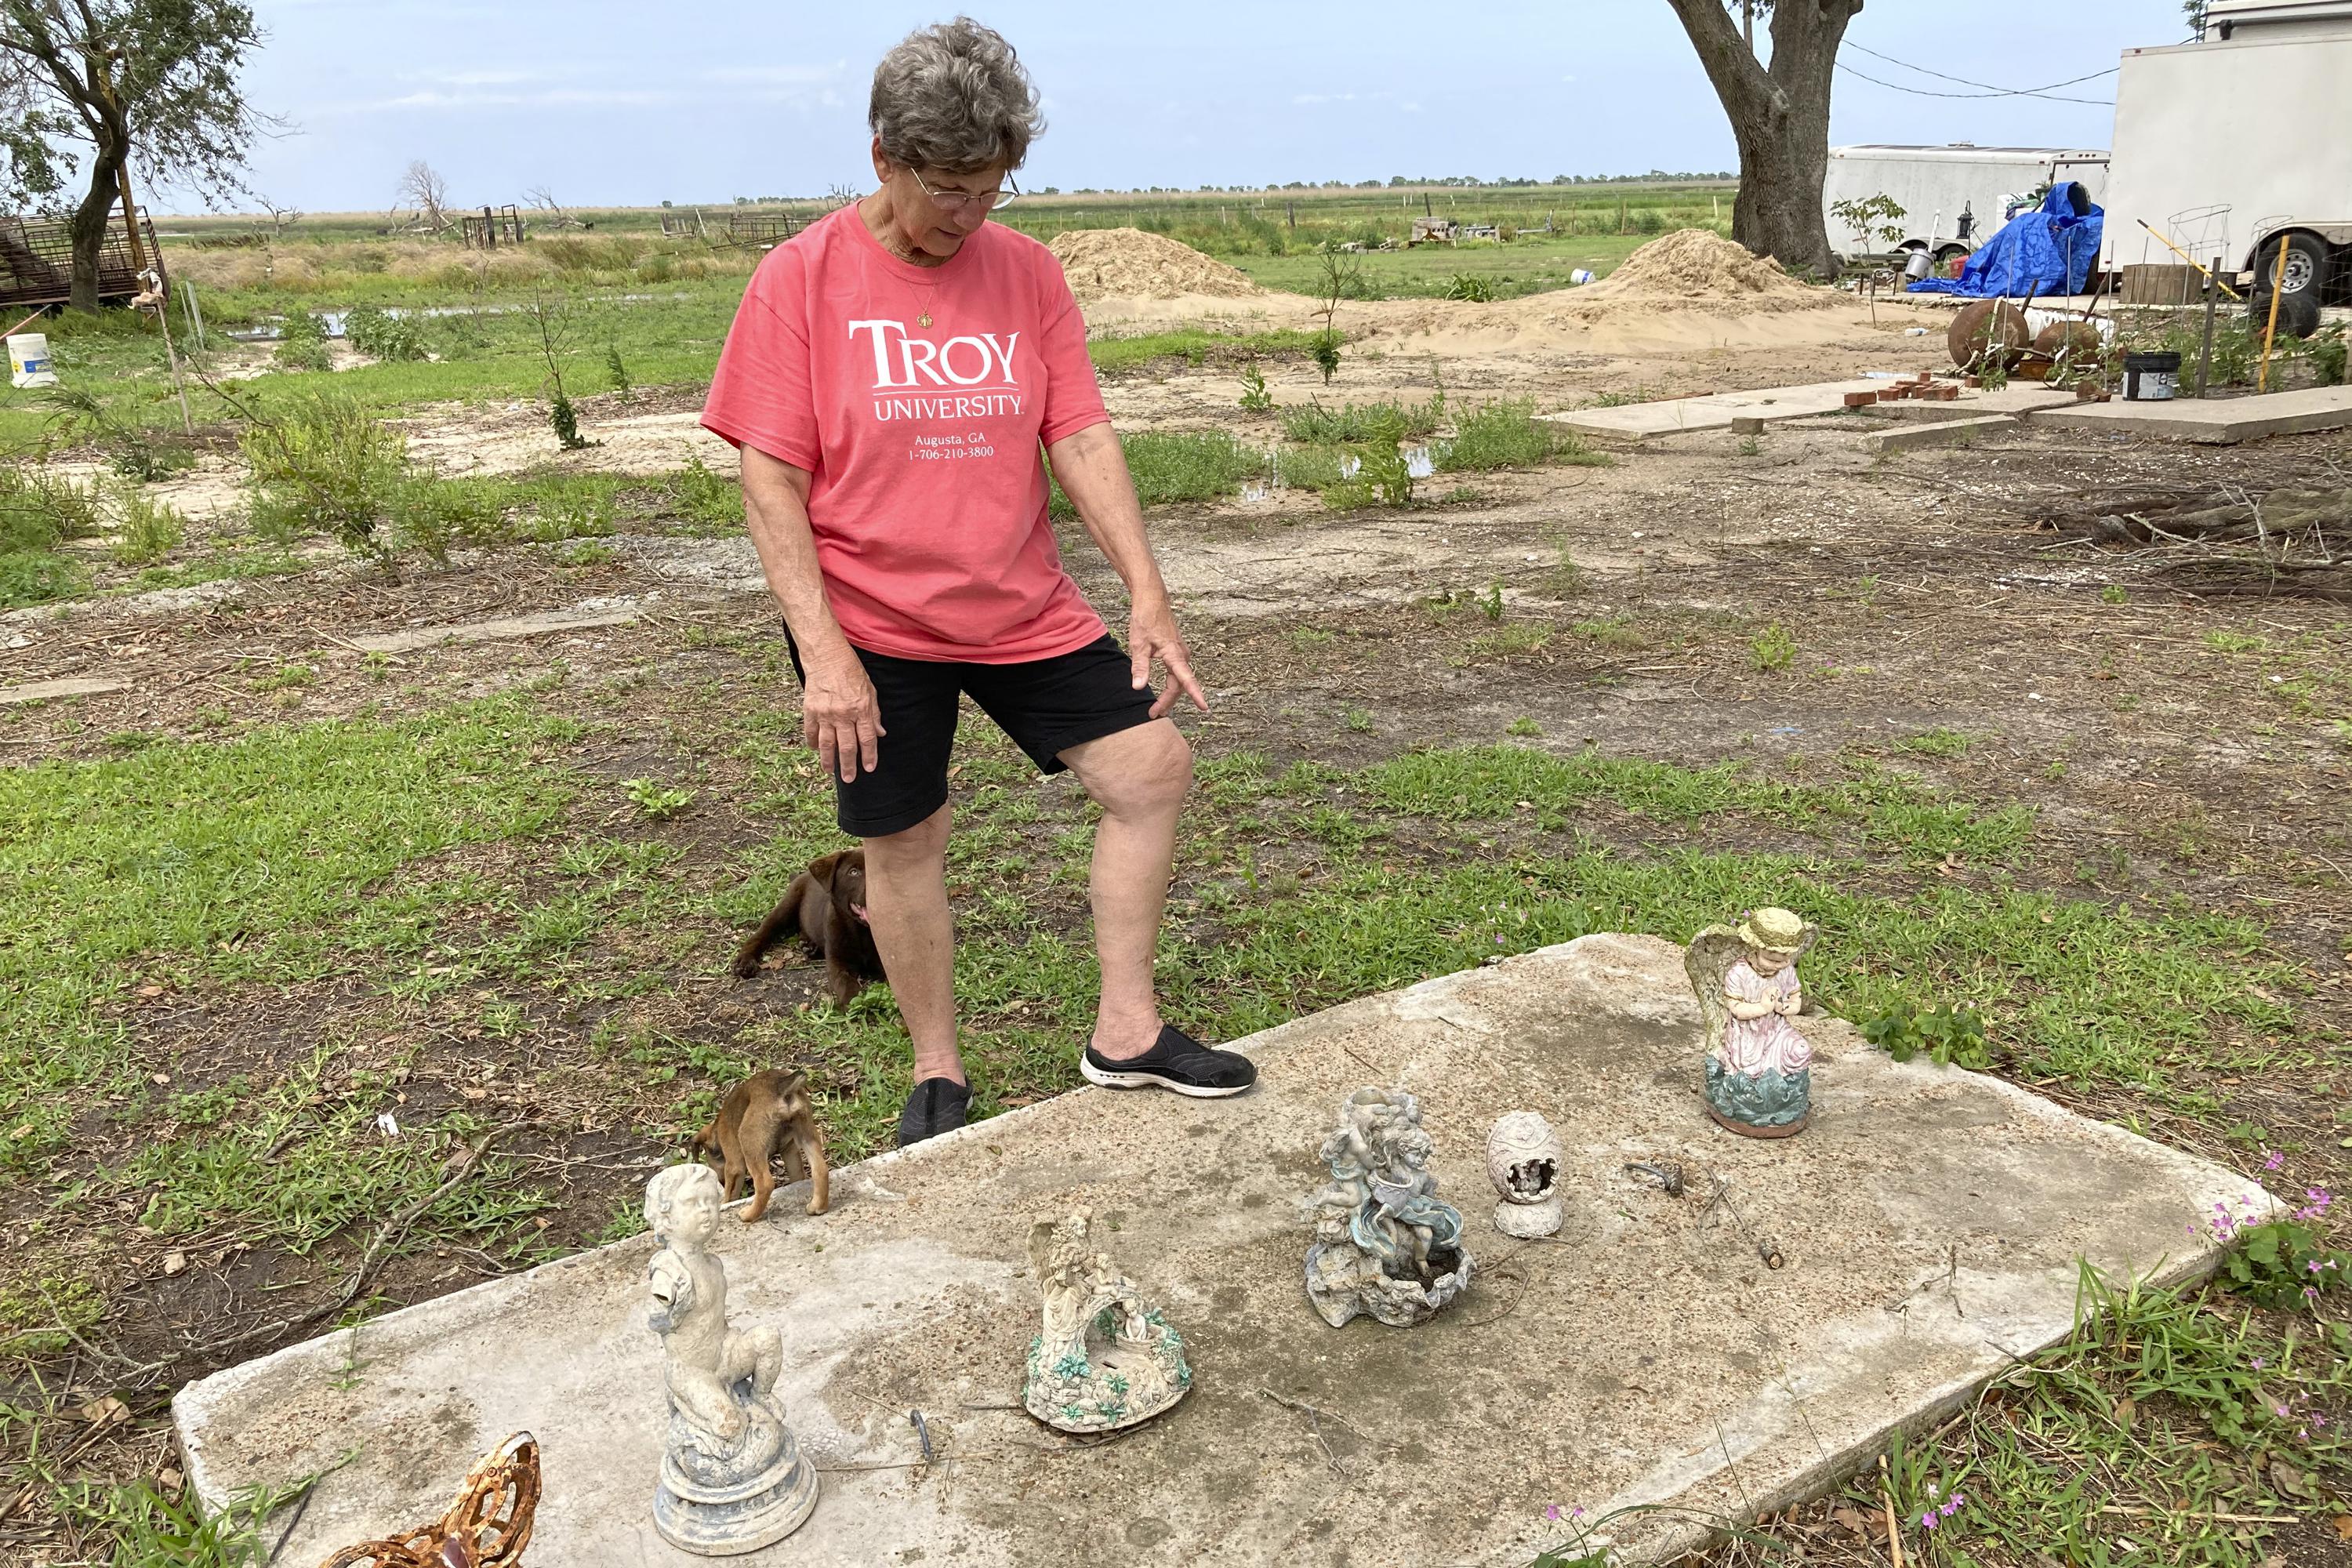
2249, 285, 2323, 342
1933, 242, 1971, 267
2252, 230, 2327, 298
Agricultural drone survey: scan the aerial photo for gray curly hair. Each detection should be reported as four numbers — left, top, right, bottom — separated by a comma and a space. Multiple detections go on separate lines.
868, 16, 1044, 175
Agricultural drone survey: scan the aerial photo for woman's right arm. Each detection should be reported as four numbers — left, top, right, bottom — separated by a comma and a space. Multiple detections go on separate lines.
739, 446, 884, 782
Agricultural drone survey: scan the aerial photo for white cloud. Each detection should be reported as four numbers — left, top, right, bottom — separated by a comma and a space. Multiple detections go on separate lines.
1292, 91, 1359, 105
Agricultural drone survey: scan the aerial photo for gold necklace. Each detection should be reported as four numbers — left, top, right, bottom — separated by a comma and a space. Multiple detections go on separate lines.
875, 221, 946, 327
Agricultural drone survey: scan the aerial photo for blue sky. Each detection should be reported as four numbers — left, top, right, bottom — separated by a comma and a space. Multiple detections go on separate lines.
232, 1, 2188, 212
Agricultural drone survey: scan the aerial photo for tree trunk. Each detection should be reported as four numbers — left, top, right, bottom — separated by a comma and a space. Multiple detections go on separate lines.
1664, 0, 1862, 278
68, 158, 123, 313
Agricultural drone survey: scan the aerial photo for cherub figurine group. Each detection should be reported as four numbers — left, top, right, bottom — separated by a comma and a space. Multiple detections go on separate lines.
1305, 1087, 1475, 1327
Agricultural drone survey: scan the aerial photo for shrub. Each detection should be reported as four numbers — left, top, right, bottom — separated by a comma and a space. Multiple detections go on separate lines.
523, 491, 615, 543
0, 550, 89, 609
241, 392, 410, 561
1859, 1003, 1990, 1069
1051, 432, 1269, 517
1441, 273, 1495, 303
344, 306, 427, 362
0, 466, 102, 554
1237, 362, 1272, 412
1311, 330, 1341, 385
270, 313, 332, 372
393, 480, 511, 564
550, 393, 586, 450
1438, 400, 1556, 472
1748, 622, 1797, 672
667, 457, 742, 531
1282, 397, 1443, 444
108, 486, 189, 565
1320, 411, 1413, 512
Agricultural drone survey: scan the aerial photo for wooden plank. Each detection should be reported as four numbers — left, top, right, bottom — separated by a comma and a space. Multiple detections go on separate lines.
2120, 263, 2198, 307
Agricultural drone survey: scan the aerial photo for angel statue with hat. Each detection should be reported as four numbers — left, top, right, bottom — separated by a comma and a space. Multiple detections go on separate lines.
1686, 907, 1820, 1138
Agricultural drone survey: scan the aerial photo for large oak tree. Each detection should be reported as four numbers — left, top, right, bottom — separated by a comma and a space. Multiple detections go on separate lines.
1664, 0, 1863, 277
2, 0, 263, 310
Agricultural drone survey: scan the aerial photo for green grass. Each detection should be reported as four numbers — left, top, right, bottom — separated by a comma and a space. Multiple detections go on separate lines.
1842, 1265, 2352, 1568
1281, 395, 1446, 444
1898, 727, 1976, 759
1049, 430, 1270, 517
1220, 231, 1705, 301
1084, 328, 1328, 374
0, 699, 579, 1169
0, 694, 2319, 1538
1437, 400, 1608, 473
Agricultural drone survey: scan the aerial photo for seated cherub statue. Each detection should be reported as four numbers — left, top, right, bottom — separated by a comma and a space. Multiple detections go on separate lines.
644, 1163, 783, 1454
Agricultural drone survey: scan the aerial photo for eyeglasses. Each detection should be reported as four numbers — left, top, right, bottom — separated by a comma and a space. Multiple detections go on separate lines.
909, 169, 1020, 213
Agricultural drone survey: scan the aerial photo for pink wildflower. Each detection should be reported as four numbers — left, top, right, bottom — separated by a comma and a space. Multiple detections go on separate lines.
2264, 1150, 2285, 1172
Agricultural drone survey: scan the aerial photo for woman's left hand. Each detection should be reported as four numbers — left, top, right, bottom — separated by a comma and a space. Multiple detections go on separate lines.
1129, 594, 1209, 720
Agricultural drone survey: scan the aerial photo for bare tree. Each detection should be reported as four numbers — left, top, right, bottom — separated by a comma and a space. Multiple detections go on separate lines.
521, 183, 579, 228
397, 158, 448, 231
1661, 0, 1863, 278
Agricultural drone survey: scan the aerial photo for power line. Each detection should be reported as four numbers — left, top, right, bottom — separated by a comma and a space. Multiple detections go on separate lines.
1835, 61, 2114, 107
1835, 41, 2117, 103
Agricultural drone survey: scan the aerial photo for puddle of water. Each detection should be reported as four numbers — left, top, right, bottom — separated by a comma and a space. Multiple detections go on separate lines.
1403, 445, 1435, 479
226, 291, 693, 342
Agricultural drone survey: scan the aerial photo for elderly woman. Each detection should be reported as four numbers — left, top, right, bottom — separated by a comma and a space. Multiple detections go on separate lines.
702, 20, 1254, 1146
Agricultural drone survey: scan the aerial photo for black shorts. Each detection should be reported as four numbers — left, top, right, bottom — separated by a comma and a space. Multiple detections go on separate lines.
785, 632, 1157, 838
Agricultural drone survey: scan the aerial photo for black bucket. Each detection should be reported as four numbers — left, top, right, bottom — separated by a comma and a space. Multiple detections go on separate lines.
2122, 350, 2180, 401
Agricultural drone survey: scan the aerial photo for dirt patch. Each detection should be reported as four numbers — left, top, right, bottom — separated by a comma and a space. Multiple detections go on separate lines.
1578, 227, 1833, 312
1049, 227, 1264, 303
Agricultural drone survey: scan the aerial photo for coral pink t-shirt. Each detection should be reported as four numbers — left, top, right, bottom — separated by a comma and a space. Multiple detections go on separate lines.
701, 205, 1112, 663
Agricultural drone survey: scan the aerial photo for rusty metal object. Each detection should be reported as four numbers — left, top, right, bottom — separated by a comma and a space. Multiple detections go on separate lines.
318, 1432, 539, 1568
1946, 298, 2031, 372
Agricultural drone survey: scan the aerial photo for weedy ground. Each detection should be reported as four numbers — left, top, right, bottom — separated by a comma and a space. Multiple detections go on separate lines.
2, 217, 2350, 1568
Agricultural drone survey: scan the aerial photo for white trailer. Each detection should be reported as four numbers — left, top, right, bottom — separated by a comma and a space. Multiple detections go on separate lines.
2101, 0, 2352, 323
1823, 144, 2109, 262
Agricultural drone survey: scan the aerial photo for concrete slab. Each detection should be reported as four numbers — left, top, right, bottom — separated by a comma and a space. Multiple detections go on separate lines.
1860, 415, 2018, 454
2023, 385, 2352, 444
1541, 380, 1890, 438
1541, 379, 2064, 441
0, 675, 129, 706
174, 935, 2266, 1568
347, 601, 644, 655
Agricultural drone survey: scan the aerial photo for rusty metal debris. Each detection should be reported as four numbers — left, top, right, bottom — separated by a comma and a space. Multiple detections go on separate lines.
1623, 1160, 1686, 1197
317, 1431, 539, 1568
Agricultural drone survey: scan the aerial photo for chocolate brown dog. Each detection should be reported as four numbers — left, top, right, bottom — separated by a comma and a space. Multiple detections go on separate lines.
731, 848, 884, 1006
688, 1068, 830, 1221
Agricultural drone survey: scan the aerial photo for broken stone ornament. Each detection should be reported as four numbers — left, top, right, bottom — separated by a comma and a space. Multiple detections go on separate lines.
1304, 1087, 1474, 1327
642, 1163, 818, 1555
1686, 907, 1821, 1138
1022, 1210, 1192, 1434
1486, 1112, 1565, 1239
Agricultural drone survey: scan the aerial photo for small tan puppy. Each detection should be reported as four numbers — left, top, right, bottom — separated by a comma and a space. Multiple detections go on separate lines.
688, 1069, 830, 1221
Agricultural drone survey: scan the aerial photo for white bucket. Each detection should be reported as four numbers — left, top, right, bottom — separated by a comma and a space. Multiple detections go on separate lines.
1569, 268, 1596, 285
8, 332, 56, 390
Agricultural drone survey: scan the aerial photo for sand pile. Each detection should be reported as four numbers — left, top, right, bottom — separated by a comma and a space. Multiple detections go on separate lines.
1048, 228, 1262, 303
1577, 229, 1835, 312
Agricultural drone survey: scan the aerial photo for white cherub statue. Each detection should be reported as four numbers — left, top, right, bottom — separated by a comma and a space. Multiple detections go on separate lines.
641, 1163, 816, 1552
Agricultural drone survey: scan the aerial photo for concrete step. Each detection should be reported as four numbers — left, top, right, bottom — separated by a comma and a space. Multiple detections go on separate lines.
172, 935, 2264, 1568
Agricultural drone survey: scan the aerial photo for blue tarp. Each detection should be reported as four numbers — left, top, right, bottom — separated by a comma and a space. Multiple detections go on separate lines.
1907, 183, 2103, 299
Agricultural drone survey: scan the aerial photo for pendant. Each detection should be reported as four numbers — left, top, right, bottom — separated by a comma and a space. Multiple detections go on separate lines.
917, 312, 932, 328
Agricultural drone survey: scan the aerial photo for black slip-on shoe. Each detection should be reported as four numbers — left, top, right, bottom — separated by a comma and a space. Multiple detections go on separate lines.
1080, 1024, 1257, 1098
897, 1076, 971, 1148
